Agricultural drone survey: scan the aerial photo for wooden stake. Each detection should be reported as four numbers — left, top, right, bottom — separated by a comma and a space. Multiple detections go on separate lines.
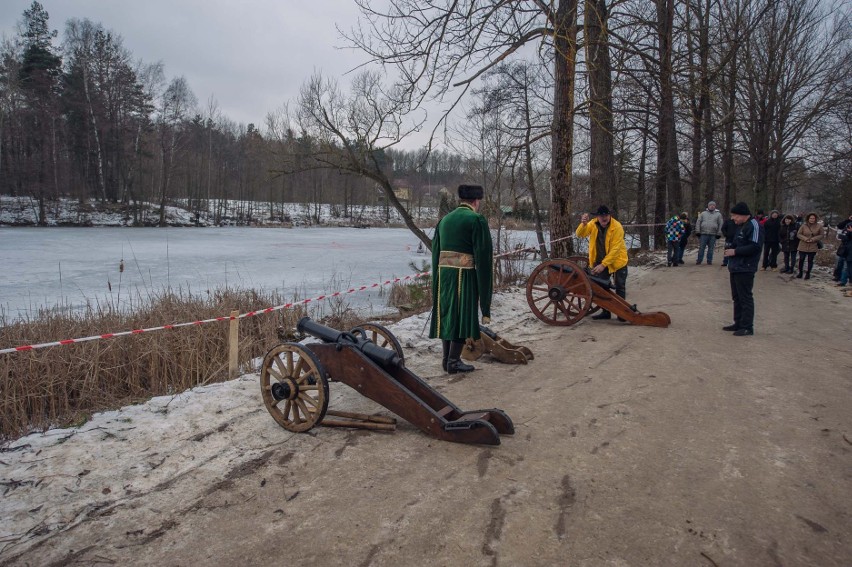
228, 309, 239, 379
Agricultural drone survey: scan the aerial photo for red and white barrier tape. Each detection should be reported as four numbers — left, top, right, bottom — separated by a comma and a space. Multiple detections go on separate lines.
492, 225, 663, 260
0, 272, 430, 355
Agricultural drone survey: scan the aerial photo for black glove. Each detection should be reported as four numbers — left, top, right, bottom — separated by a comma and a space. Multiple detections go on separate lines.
716, 235, 721, 239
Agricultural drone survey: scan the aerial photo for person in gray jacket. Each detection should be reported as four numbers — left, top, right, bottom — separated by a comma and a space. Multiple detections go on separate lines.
695, 201, 724, 265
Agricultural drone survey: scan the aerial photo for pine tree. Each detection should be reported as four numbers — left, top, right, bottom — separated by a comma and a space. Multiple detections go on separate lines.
17, 1, 62, 224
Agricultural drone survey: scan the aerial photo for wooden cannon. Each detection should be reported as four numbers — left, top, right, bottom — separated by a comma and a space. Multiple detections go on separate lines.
461, 325, 534, 365
525, 257, 671, 327
260, 317, 514, 445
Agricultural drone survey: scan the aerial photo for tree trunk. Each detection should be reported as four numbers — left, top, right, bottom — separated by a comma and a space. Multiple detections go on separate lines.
82, 62, 107, 202
585, 0, 617, 212
638, 110, 650, 250
550, 0, 579, 259
655, 0, 682, 247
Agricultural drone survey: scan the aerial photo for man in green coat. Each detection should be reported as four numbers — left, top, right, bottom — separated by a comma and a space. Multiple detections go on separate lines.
429, 184, 493, 374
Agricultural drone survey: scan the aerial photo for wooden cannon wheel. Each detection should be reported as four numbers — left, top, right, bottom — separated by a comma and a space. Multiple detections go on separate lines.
260, 343, 330, 432
565, 256, 601, 315
351, 322, 405, 366
526, 259, 593, 326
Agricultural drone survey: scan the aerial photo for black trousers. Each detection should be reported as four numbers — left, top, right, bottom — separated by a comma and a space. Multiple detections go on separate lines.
600, 266, 628, 314
613, 266, 628, 299
730, 272, 755, 330
783, 250, 797, 271
762, 241, 780, 268
798, 252, 816, 274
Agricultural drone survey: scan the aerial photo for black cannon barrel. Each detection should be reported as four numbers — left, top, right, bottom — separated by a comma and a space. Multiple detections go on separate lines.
296, 317, 402, 368
297, 316, 343, 343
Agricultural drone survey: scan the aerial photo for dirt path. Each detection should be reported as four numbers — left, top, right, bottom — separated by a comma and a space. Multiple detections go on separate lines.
2, 253, 851, 566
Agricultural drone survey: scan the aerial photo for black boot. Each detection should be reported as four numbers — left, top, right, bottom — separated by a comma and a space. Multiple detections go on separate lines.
591, 310, 611, 320
804, 272, 811, 280
447, 341, 474, 374
441, 340, 450, 372
796, 271, 803, 278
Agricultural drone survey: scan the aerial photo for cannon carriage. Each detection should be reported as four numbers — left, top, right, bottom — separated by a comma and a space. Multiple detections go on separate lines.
260, 317, 514, 445
525, 257, 671, 327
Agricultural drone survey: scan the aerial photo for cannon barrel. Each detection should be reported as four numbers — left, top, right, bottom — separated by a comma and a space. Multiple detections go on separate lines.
296, 317, 402, 368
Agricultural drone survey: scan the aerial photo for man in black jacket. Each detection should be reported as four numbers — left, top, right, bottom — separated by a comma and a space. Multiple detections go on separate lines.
761, 210, 782, 270
723, 202, 764, 336
833, 213, 852, 281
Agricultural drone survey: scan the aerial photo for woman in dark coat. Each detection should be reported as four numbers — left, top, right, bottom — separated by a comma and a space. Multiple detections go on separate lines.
761, 210, 782, 270
677, 212, 691, 265
836, 223, 852, 287
779, 214, 799, 274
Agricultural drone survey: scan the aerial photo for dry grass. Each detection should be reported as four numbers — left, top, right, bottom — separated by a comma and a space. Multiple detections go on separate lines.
0, 288, 310, 441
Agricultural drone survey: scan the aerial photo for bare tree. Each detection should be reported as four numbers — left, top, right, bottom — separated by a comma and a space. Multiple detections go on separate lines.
157, 75, 196, 226
293, 71, 432, 248
483, 61, 552, 258
347, 0, 581, 256
737, 0, 849, 210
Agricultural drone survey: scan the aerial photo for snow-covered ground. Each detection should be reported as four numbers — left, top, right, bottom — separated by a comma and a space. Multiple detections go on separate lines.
0, 196, 436, 228
0, 287, 535, 557
0, 196, 197, 227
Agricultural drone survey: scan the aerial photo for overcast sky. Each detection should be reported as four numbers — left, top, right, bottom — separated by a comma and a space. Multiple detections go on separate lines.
0, 0, 371, 129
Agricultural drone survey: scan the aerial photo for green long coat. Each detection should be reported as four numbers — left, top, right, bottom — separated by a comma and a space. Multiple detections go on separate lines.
429, 204, 493, 340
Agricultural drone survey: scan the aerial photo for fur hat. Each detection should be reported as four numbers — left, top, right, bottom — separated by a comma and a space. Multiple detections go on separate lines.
594, 205, 611, 216
730, 202, 751, 216
457, 184, 484, 200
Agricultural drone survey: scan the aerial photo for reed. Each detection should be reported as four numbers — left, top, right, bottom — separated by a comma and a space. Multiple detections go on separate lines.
0, 287, 309, 441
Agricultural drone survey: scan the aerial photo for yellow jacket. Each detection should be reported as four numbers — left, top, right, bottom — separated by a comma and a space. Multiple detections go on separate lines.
575, 218, 629, 273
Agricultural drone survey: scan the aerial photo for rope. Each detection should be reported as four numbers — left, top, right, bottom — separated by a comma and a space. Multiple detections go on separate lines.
493, 224, 664, 260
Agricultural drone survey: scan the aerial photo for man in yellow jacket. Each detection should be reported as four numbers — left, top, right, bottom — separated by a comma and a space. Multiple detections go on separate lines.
575, 205, 629, 320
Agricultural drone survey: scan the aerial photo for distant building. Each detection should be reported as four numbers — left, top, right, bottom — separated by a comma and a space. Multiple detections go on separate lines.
393, 187, 412, 202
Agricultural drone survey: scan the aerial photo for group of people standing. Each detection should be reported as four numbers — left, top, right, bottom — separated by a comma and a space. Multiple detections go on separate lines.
664, 201, 727, 267
761, 210, 823, 279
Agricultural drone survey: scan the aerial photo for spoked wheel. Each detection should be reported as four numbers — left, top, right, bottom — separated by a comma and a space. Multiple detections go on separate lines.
566, 256, 601, 315
351, 323, 405, 366
526, 259, 593, 326
260, 343, 329, 432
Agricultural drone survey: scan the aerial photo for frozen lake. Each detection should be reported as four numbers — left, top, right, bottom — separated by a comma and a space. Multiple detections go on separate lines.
0, 226, 542, 321
0, 227, 437, 320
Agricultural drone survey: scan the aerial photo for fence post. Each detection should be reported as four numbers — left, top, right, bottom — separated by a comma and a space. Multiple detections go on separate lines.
228, 310, 239, 379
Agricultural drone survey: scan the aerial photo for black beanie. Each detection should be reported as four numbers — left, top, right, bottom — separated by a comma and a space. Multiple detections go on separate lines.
730, 202, 751, 216
458, 184, 484, 200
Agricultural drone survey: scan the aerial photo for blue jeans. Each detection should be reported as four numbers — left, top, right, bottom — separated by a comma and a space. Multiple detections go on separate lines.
841, 259, 850, 285
783, 250, 798, 272
667, 241, 679, 264
697, 234, 716, 264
